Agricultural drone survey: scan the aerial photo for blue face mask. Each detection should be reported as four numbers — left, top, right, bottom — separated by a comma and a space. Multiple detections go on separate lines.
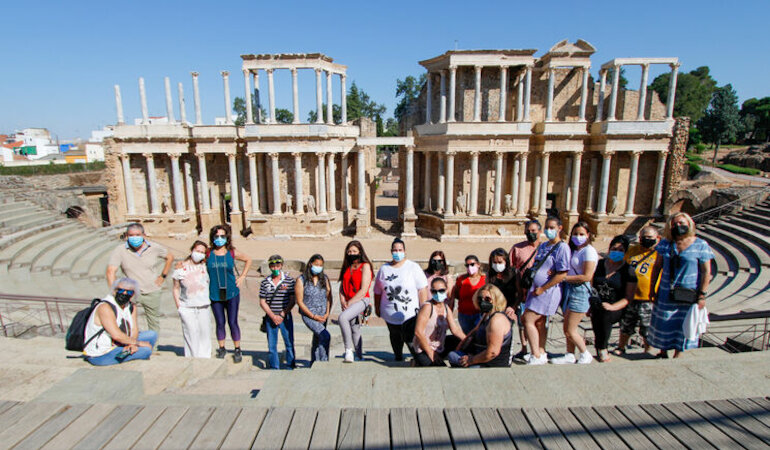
310, 265, 323, 275
544, 229, 558, 240
608, 250, 625, 262
432, 292, 447, 303
392, 251, 405, 262
213, 237, 227, 248
127, 236, 144, 248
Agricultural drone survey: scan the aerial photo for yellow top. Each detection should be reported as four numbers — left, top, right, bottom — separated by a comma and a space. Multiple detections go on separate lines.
625, 244, 659, 301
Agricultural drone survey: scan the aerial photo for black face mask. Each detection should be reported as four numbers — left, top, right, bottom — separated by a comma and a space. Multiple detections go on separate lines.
671, 224, 689, 238
346, 254, 361, 264
429, 260, 445, 272
526, 232, 539, 243
640, 237, 657, 249
479, 300, 494, 314
115, 292, 132, 307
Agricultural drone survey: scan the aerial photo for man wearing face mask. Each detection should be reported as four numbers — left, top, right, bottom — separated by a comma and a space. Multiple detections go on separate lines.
508, 220, 542, 359
106, 223, 174, 345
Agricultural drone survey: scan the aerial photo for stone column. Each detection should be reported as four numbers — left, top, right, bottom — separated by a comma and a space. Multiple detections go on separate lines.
425, 72, 433, 125
437, 153, 445, 213
269, 153, 281, 215
183, 158, 194, 213
516, 73, 524, 122
586, 156, 598, 213
326, 71, 334, 125
510, 154, 520, 215
493, 151, 503, 215
248, 154, 260, 215
422, 152, 432, 210
625, 151, 642, 216
139, 77, 149, 124
473, 66, 482, 122
637, 64, 650, 121
569, 152, 583, 214
545, 68, 555, 121
220, 71, 232, 124
444, 151, 455, 216
651, 151, 668, 215
524, 66, 533, 121
267, 69, 276, 124
357, 150, 366, 213
439, 70, 447, 123
315, 69, 324, 124
341, 153, 349, 209
144, 153, 159, 214
114, 85, 124, 124
596, 70, 607, 122
227, 153, 240, 214
448, 66, 457, 123
120, 155, 135, 214
290, 68, 300, 124
517, 153, 528, 216
608, 65, 620, 121
197, 154, 210, 212
191, 72, 202, 125
531, 157, 541, 213
327, 153, 336, 213
243, 70, 254, 124
340, 75, 348, 124
469, 151, 480, 215
666, 63, 680, 119
169, 154, 184, 213
563, 157, 573, 212
293, 153, 303, 214
317, 153, 327, 215
257, 153, 268, 209
177, 82, 187, 124
253, 72, 261, 123
404, 146, 415, 215
597, 152, 613, 216
164, 77, 175, 123
538, 153, 550, 216
579, 67, 589, 121
497, 66, 508, 122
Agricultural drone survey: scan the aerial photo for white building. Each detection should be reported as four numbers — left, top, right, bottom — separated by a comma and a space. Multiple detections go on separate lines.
84, 126, 114, 162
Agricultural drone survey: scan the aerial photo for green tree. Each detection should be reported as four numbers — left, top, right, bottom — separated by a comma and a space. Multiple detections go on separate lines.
650, 66, 717, 123
739, 97, 770, 142
394, 74, 427, 123
233, 92, 262, 126
275, 108, 294, 124
306, 104, 341, 124
606, 66, 628, 89
697, 84, 741, 163
347, 82, 386, 122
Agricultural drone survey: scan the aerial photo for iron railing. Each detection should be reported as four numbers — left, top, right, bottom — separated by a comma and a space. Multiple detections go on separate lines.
691, 187, 770, 224
701, 310, 770, 353
0, 293, 90, 337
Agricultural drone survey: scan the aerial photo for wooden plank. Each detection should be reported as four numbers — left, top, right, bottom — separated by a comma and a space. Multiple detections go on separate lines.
336, 408, 364, 450
570, 407, 629, 450
158, 407, 214, 449
308, 408, 340, 450
102, 405, 165, 450
190, 406, 241, 450
471, 407, 515, 449
688, 401, 768, 449
663, 402, 737, 448
639, 403, 714, 449
0, 401, 18, 416
522, 407, 571, 450
749, 397, 770, 412
615, 404, 682, 449
0, 402, 68, 450
391, 407, 422, 449
497, 408, 541, 450
41, 403, 117, 450
365, 408, 391, 450
220, 407, 268, 450
71, 405, 141, 450
444, 407, 483, 450
251, 407, 294, 449
545, 407, 599, 450
735, 398, 770, 428
0, 402, 37, 430
128, 406, 188, 450
13, 404, 90, 450
593, 406, 656, 450
417, 408, 452, 450
283, 408, 318, 450
708, 400, 770, 445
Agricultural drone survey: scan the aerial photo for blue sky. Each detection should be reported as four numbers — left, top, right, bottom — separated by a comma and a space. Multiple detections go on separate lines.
2, 0, 768, 140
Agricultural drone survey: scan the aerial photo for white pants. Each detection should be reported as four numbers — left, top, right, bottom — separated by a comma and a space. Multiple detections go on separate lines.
178, 305, 212, 358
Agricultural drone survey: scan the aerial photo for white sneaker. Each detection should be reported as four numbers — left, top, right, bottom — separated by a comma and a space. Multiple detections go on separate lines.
343, 349, 354, 363
549, 353, 576, 365
577, 351, 594, 364
522, 353, 532, 363
527, 353, 548, 365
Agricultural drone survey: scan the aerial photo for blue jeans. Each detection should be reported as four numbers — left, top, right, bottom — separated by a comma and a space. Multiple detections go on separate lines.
266, 314, 295, 369
458, 313, 481, 334
86, 330, 157, 366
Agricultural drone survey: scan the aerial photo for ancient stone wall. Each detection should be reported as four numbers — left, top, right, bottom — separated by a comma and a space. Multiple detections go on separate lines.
663, 116, 691, 210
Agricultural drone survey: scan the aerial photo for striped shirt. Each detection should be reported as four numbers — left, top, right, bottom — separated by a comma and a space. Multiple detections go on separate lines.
259, 272, 296, 313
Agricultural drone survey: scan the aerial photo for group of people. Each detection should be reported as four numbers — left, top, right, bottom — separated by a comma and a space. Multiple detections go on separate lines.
82, 211, 713, 369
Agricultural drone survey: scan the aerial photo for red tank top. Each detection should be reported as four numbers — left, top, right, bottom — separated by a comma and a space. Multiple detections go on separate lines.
342, 263, 371, 300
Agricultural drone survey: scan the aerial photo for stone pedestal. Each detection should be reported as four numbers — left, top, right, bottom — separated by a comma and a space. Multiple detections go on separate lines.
355, 212, 370, 236
402, 212, 418, 237
229, 212, 244, 236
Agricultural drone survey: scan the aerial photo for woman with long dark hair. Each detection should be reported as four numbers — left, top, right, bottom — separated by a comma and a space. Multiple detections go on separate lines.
296, 254, 333, 363
486, 248, 517, 314
424, 250, 454, 303
338, 240, 373, 363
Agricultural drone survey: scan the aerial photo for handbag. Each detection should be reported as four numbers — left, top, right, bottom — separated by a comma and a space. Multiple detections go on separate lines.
668, 245, 700, 304
520, 243, 560, 290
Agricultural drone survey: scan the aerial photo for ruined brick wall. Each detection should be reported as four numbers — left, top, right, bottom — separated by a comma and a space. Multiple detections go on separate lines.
663, 116, 691, 206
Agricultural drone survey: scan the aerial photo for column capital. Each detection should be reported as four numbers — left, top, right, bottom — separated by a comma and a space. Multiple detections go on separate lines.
474, 65, 482, 72
572, 151, 584, 158
191, 71, 199, 77
227, 152, 237, 160
449, 65, 457, 72
640, 62, 650, 70
601, 150, 615, 158
469, 150, 480, 157
314, 68, 322, 74
441, 69, 448, 75
658, 150, 670, 157
242, 69, 250, 76
168, 152, 181, 159
599, 68, 607, 76
247, 152, 256, 159
494, 150, 505, 158
268, 152, 279, 159
142, 152, 154, 159
290, 67, 297, 75
316, 152, 327, 158
631, 150, 644, 156
446, 150, 457, 157
265, 68, 274, 75
340, 73, 346, 80
119, 153, 130, 161
670, 62, 681, 70
292, 152, 302, 159
221, 70, 229, 77
405, 144, 415, 152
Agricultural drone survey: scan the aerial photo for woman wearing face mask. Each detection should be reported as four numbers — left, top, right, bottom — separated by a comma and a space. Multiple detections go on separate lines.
413, 278, 467, 366
487, 248, 518, 317
590, 235, 636, 362
374, 238, 429, 362
207, 225, 252, 363
424, 251, 454, 306
647, 212, 713, 359
448, 284, 514, 368
338, 240, 373, 363
172, 240, 212, 358
84, 278, 157, 366
296, 254, 333, 363
551, 222, 597, 365
450, 255, 486, 334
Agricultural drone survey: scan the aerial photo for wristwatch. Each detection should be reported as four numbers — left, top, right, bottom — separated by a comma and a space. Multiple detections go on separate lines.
697, 289, 706, 299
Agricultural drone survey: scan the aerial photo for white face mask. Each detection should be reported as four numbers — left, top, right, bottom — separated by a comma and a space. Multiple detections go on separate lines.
191, 251, 205, 263
492, 262, 506, 273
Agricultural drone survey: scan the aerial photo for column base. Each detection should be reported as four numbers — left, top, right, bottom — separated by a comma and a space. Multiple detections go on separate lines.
355, 212, 370, 237
402, 213, 418, 237
229, 212, 244, 236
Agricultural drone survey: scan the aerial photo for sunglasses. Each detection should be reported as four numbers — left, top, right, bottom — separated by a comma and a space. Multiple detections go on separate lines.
480, 296, 493, 302
431, 259, 444, 263
430, 289, 447, 294
268, 260, 283, 265
465, 263, 477, 267
116, 288, 134, 296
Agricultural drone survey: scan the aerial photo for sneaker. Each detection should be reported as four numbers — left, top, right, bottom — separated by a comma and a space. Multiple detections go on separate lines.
527, 353, 547, 365
577, 351, 594, 364
215, 347, 226, 359
343, 349, 354, 363
513, 350, 529, 361
522, 353, 532, 363
233, 348, 242, 364
550, 353, 576, 365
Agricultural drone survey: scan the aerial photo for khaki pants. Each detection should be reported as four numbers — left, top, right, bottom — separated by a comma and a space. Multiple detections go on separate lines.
138, 290, 163, 343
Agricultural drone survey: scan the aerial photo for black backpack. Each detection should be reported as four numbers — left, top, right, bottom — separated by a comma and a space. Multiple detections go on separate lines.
65, 299, 132, 352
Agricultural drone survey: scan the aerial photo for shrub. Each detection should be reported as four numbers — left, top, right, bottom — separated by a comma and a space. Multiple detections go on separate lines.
0, 162, 106, 176
686, 160, 702, 178
685, 152, 703, 162
694, 143, 707, 153
717, 164, 761, 176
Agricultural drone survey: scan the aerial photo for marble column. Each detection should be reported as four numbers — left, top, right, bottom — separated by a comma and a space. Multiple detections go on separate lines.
422, 152, 432, 210
493, 151, 503, 215
531, 157, 541, 213
293, 153, 303, 214
144, 153, 159, 214
651, 151, 668, 215
597, 152, 613, 216
563, 157, 573, 212
340, 75, 348, 124
496, 66, 508, 122
139, 77, 149, 124
170, 154, 184, 213
579, 67, 589, 121
164, 77, 175, 123
120, 155, 135, 214
267, 69, 276, 124
425, 72, 433, 124
625, 151, 642, 216
545, 68, 555, 121
437, 153, 445, 213
253, 71, 261, 124
596, 70, 607, 122
637, 64, 650, 121
177, 82, 187, 124
221, 71, 232, 124
666, 63, 680, 119
257, 153, 268, 209
569, 153, 583, 214
538, 153, 550, 216
270, 153, 281, 215
248, 154, 260, 215
315, 69, 324, 124
517, 153, 528, 216
510, 154, 520, 215
357, 150, 366, 213
444, 151, 455, 216
523, 66, 533, 122
469, 151, 480, 215
473, 66, 482, 122
439, 70, 447, 123
327, 153, 336, 213
404, 146, 415, 215
114, 85, 124, 124
243, 70, 253, 124
183, 158, 194, 213
608, 65, 620, 121
197, 154, 210, 212
586, 157, 598, 213
291, 68, 300, 124
448, 66, 457, 122
516, 73, 524, 122
227, 153, 240, 214
341, 153, 349, 209
326, 71, 333, 125
317, 153, 327, 215
191, 72, 202, 125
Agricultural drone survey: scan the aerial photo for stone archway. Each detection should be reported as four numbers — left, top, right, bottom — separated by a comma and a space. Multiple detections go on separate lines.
666, 187, 710, 216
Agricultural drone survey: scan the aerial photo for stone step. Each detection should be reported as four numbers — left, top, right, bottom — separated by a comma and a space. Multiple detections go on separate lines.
0, 214, 57, 235
703, 223, 770, 267
0, 220, 71, 251
700, 237, 736, 276
707, 271, 758, 313
2, 223, 82, 268
69, 238, 121, 279
739, 210, 770, 227
697, 228, 756, 273
727, 215, 770, 237
0, 202, 35, 214
712, 220, 770, 262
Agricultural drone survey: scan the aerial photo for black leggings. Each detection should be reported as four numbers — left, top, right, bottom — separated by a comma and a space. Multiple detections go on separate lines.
590, 306, 624, 350
414, 335, 462, 367
386, 316, 417, 361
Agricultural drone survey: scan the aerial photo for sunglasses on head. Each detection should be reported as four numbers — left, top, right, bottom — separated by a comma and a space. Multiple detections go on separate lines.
430, 288, 447, 294
116, 288, 134, 296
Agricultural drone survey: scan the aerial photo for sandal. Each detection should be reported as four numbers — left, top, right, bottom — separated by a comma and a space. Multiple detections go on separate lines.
612, 348, 626, 356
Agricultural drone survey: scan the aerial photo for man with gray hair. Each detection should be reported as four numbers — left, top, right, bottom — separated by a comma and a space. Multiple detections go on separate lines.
106, 223, 174, 342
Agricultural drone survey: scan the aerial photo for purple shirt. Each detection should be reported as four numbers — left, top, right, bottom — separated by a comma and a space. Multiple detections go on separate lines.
524, 241, 570, 316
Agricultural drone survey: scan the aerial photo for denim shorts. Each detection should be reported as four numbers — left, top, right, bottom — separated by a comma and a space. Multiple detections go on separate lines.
563, 282, 591, 313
